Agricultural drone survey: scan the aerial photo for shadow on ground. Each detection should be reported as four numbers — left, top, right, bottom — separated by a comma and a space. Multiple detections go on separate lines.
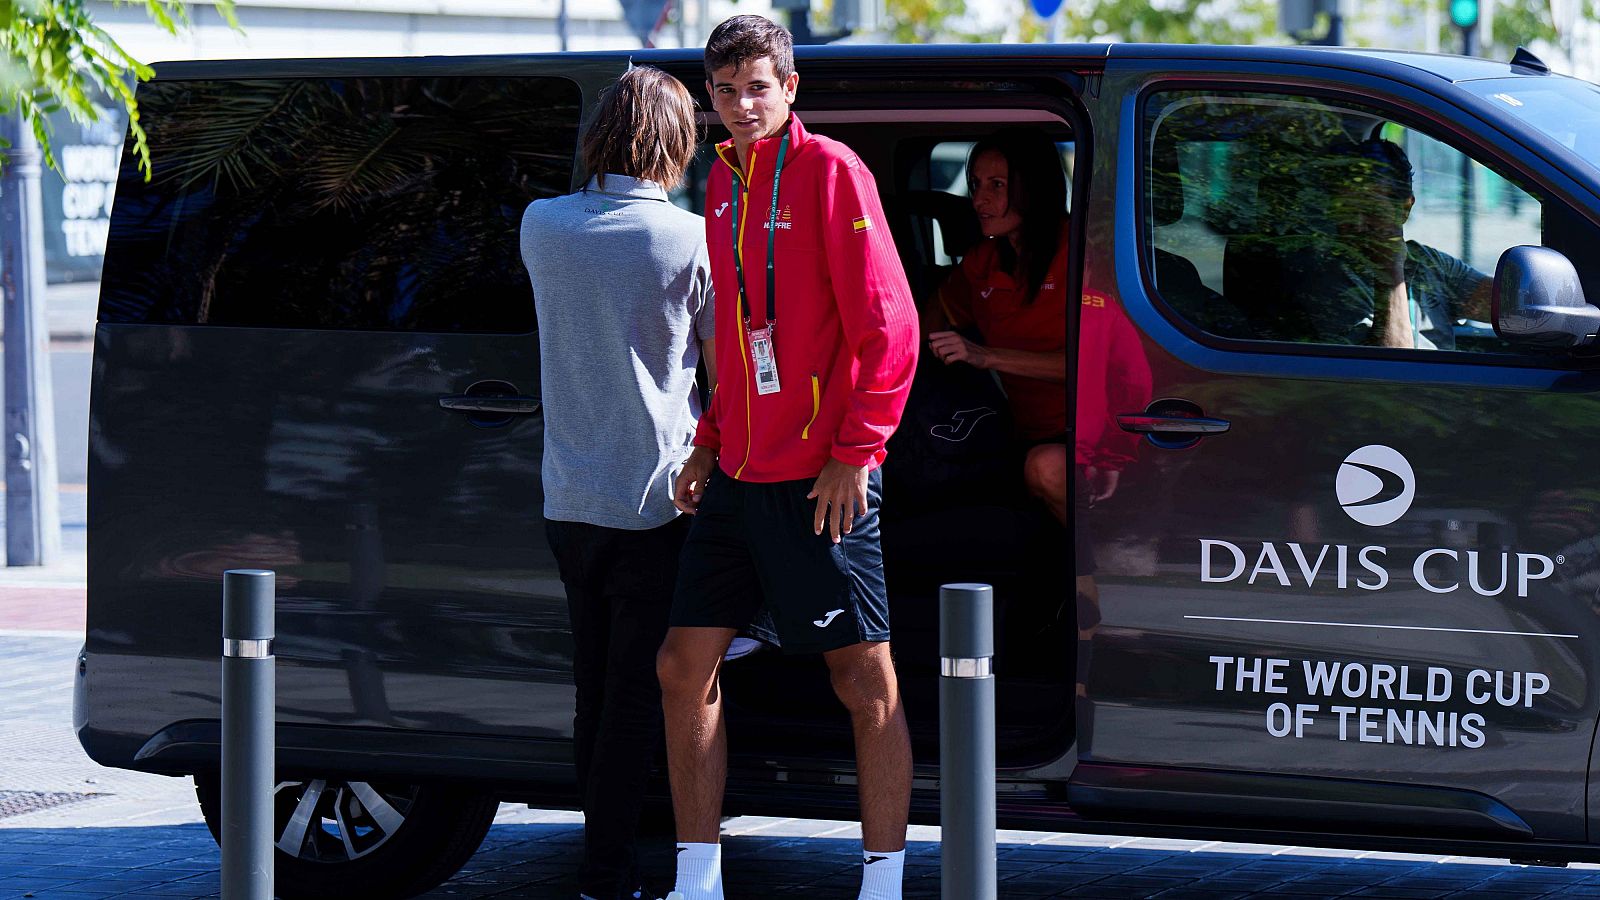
5, 822, 1600, 898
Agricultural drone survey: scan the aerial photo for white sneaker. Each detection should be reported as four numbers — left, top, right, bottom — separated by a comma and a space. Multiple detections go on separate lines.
723, 636, 763, 661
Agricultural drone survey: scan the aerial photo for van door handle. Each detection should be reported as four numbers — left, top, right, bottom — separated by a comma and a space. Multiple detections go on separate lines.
438, 395, 541, 415
1116, 414, 1230, 435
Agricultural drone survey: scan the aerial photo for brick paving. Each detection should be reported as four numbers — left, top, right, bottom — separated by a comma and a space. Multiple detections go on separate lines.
0, 486, 87, 635
0, 561, 86, 634
2, 587, 86, 633
9, 813, 1600, 898
8, 631, 1600, 898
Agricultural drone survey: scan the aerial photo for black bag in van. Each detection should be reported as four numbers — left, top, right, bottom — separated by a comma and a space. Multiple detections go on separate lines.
883, 350, 1015, 513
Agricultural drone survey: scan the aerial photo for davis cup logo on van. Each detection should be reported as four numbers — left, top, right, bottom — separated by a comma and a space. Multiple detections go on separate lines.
1194, 444, 1561, 598
1336, 445, 1415, 527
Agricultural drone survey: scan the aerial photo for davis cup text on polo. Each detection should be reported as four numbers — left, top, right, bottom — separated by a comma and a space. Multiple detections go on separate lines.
1197, 540, 1558, 598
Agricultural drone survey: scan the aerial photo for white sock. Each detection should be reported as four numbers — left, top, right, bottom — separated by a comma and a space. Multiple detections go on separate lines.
859, 848, 905, 900
672, 842, 723, 900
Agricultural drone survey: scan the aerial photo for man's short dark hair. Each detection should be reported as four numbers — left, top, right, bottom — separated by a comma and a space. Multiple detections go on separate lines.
581, 66, 698, 191
704, 15, 794, 83
1347, 138, 1414, 203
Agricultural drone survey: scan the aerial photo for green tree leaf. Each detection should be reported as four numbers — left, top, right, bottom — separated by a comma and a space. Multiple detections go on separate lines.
881, 0, 1006, 42
0, 0, 239, 179
1057, 0, 1281, 44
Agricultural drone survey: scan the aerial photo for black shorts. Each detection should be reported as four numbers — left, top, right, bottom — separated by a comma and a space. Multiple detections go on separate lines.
670, 468, 890, 655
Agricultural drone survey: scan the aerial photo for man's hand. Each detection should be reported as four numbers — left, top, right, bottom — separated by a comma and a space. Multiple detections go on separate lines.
673, 446, 718, 515
807, 458, 869, 543
928, 330, 990, 369
1374, 218, 1408, 288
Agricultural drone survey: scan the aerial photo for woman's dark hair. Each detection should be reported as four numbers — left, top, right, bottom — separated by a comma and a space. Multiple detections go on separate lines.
967, 128, 1068, 303
581, 66, 698, 191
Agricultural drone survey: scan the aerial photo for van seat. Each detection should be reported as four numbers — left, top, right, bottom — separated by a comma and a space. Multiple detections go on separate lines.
886, 190, 980, 306
900, 190, 980, 259
1221, 234, 1326, 342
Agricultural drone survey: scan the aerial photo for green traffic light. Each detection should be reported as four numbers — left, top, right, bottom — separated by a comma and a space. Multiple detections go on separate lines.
1450, 0, 1479, 29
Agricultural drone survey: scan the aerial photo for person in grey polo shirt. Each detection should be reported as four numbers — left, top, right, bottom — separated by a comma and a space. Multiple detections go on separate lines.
520, 66, 713, 900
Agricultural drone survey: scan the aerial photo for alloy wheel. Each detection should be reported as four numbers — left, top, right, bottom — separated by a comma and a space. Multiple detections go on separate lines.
273, 779, 420, 862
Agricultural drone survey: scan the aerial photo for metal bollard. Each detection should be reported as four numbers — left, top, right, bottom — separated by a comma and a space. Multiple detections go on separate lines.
939, 582, 996, 900
222, 569, 275, 900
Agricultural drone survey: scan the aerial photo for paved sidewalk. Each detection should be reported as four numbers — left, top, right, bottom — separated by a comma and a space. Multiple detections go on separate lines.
0, 487, 87, 634
0, 282, 99, 343
9, 633, 1600, 897
12, 501, 1600, 898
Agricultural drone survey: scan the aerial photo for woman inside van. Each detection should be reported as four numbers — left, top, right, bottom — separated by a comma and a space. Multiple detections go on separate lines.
925, 128, 1147, 525
924, 129, 1150, 693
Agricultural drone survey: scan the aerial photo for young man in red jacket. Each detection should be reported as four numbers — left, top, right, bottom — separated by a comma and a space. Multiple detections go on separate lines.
657, 15, 918, 900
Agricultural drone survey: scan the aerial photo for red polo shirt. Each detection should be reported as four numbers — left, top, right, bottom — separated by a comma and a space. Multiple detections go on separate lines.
941, 230, 1149, 470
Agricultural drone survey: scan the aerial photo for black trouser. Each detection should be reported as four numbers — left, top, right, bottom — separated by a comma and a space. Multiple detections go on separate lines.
546, 516, 688, 899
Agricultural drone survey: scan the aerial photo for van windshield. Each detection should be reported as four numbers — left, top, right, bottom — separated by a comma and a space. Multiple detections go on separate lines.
1460, 76, 1600, 171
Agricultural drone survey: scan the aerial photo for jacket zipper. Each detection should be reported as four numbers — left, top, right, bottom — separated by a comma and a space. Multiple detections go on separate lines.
732, 146, 757, 480
801, 373, 819, 440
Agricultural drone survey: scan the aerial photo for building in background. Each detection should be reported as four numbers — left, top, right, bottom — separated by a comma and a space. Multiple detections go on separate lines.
91, 0, 703, 60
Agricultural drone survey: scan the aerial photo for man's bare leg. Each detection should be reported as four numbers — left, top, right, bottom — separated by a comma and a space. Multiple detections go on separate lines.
823, 640, 911, 851
656, 626, 738, 843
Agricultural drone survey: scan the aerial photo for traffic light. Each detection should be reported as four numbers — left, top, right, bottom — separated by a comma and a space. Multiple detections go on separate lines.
1449, 0, 1479, 30
1279, 0, 1342, 45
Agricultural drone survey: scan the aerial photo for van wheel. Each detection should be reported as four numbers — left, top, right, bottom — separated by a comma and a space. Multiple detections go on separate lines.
194, 772, 498, 899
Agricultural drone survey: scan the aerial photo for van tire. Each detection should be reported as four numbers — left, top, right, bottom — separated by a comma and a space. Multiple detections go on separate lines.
193, 772, 498, 899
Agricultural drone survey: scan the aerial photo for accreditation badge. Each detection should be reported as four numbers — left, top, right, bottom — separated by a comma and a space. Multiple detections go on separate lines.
749, 325, 781, 395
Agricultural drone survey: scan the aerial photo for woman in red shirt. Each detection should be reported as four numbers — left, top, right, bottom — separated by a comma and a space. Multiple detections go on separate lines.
927, 129, 1075, 523
927, 130, 1150, 528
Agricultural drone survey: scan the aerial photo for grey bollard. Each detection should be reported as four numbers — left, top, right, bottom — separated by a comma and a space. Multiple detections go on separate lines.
222, 570, 275, 900
940, 583, 996, 900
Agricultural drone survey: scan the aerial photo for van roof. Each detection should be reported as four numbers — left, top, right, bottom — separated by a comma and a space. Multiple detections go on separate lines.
689, 43, 1543, 83
1104, 43, 1552, 82
145, 43, 1556, 85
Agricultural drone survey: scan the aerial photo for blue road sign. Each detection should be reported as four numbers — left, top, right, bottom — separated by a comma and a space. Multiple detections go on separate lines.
620, 0, 672, 46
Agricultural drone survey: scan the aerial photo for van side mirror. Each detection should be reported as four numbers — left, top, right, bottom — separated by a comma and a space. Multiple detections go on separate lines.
1493, 245, 1600, 350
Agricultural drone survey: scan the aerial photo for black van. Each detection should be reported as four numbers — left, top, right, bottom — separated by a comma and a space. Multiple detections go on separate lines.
77, 42, 1600, 898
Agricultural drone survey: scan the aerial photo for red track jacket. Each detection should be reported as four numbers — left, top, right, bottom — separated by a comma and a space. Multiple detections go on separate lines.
695, 115, 918, 482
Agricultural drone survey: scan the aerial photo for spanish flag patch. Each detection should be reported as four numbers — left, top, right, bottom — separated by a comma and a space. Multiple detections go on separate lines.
852, 215, 873, 233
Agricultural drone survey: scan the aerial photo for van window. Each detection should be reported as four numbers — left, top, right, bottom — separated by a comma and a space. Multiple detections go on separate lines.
1143, 90, 1547, 355
922, 141, 976, 266
99, 76, 581, 333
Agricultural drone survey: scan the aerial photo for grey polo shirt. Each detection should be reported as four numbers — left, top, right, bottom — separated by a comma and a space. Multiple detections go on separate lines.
521, 175, 714, 529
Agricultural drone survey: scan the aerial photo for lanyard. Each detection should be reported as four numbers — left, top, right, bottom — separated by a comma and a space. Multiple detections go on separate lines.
730, 131, 790, 327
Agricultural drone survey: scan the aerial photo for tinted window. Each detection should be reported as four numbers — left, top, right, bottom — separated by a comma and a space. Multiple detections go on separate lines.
101, 76, 581, 332
1145, 90, 1545, 355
